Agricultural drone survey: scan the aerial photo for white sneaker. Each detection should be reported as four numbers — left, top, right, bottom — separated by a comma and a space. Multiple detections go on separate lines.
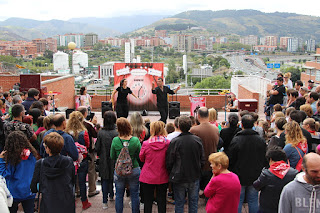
102, 203, 108, 209
140, 203, 144, 210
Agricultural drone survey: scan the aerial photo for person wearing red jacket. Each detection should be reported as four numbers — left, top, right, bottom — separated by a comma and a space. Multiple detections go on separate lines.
139, 121, 170, 213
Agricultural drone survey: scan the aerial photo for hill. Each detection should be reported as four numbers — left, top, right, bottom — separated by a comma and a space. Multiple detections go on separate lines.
0, 18, 121, 40
132, 10, 320, 40
69, 15, 169, 33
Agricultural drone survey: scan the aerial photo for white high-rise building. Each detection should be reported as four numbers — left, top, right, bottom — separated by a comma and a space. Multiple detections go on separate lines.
307, 39, 316, 52
287, 38, 303, 52
125, 42, 131, 63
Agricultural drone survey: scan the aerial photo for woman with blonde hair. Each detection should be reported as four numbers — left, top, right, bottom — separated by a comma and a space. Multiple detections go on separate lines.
300, 104, 313, 118
139, 121, 170, 213
65, 111, 91, 210
208, 108, 219, 128
302, 118, 320, 152
283, 72, 293, 89
284, 121, 308, 170
204, 152, 241, 213
130, 112, 148, 142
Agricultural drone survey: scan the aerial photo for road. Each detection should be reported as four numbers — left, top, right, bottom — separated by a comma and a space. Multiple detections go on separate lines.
225, 53, 314, 81
225, 54, 278, 80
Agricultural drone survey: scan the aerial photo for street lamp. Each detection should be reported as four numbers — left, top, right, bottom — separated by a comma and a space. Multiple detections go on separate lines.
68, 42, 76, 74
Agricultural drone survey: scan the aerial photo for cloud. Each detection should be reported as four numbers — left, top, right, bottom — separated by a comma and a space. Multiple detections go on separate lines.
0, 0, 319, 21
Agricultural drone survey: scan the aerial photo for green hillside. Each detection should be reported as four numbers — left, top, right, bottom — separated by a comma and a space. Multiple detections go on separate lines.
133, 10, 320, 39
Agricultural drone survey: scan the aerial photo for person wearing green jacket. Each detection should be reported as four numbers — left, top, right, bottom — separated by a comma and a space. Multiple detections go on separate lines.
110, 117, 141, 213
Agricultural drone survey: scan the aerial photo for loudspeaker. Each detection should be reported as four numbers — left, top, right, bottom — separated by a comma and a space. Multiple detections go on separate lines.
169, 101, 180, 119
101, 101, 113, 118
66, 108, 75, 119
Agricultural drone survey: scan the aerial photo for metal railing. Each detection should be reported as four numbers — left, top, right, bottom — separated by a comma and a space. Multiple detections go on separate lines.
75, 88, 230, 96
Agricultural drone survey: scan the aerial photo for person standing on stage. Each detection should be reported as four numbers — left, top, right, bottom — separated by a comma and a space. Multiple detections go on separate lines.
152, 78, 180, 124
111, 78, 139, 118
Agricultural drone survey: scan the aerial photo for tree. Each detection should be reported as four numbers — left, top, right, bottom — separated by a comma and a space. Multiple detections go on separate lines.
44, 50, 53, 62
194, 75, 231, 89
57, 46, 67, 51
166, 60, 179, 83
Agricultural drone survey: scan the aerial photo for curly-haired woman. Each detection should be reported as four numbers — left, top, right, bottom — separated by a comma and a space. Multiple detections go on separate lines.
65, 111, 91, 210
284, 121, 308, 170
0, 131, 38, 213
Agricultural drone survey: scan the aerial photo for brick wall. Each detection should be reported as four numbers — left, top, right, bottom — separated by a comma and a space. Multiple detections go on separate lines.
301, 72, 316, 85
238, 84, 260, 110
0, 75, 20, 92
41, 76, 75, 109
0, 74, 62, 92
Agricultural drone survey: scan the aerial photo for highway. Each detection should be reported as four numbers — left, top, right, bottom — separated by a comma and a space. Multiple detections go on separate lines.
225, 53, 314, 81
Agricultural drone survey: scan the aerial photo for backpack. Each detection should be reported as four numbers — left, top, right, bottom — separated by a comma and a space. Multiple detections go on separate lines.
294, 146, 304, 172
115, 137, 133, 176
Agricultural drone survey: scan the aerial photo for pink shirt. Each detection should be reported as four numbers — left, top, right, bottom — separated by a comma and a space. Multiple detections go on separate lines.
204, 172, 241, 213
139, 136, 170, 184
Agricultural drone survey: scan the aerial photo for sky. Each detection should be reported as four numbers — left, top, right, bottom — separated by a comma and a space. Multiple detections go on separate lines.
0, 0, 319, 21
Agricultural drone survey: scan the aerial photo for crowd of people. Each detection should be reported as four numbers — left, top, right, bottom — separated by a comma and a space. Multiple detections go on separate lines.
0, 80, 319, 213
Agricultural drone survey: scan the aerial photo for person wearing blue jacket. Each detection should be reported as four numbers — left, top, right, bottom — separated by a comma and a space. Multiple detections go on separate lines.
0, 131, 38, 213
39, 114, 78, 161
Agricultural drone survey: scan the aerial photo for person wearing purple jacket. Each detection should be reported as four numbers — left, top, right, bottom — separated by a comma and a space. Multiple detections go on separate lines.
139, 121, 170, 213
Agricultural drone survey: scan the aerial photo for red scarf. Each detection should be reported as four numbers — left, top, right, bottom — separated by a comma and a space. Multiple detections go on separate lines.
21, 149, 31, 160
297, 141, 308, 153
269, 161, 290, 179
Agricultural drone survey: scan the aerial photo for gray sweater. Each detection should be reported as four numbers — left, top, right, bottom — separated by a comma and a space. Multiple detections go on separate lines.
279, 172, 320, 213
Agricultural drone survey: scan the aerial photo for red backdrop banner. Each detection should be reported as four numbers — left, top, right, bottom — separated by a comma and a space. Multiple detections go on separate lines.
189, 97, 206, 116
113, 63, 164, 111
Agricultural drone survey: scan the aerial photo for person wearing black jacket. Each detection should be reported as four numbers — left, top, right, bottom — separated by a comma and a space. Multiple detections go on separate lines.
31, 132, 75, 213
228, 114, 267, 213
220, 113, 241, 154
152, 77, 180, 124
253, 146, 298, 213
166, 115, 205, 213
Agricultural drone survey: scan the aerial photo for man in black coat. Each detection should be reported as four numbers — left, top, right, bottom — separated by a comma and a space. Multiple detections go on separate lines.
166, 115, 205, 213
228, 114, 267, 213
152, 77, 180, 124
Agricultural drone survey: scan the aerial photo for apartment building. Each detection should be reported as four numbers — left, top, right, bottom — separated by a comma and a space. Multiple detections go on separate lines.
306, 39, 316, 52
53, 34, 85, 48
84, 33, 98, 47
279, 37, 291, 49
287, 37, 303, 52
240, 35, 258, 46
260, 36, 278, 46
32, 38, 57, 54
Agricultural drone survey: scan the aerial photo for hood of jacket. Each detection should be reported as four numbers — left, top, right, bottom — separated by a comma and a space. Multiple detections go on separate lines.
146, 136, 170, 151
42, 155, 71, 179
295, 172, 320, 213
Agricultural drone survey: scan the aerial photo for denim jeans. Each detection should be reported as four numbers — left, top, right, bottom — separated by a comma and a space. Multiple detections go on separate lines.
77, 159, 89, 202
114, 167, 140, 213
109, 181, 114, 198
173, 179, 200, 213
238, 185, 259, 213
10, 198, 34, 213
101, 179, 109, 204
